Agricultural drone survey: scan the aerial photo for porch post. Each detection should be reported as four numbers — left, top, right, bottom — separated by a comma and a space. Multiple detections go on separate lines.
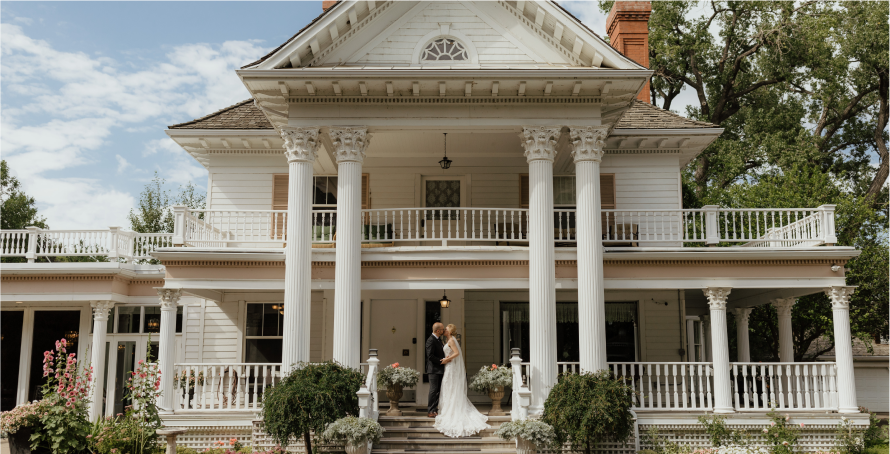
279, 127, 320, 373
569, 126, 610, 372
704, 287, 733, 413
772, 298, 795, 362
825, 286, 858, 413
88, 301, 114, 421
331, 127, 370, 369
157, 289, 181, 413
520, 126, 560, 414
732, 308, 752, 362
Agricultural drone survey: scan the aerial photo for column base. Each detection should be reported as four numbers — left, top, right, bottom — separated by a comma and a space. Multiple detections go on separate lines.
838, 407, 861, 414
712, 407, 735, 414
528, 406, 544, 417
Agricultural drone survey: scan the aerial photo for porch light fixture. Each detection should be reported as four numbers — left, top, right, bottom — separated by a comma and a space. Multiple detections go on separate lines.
439, 290, 451, 308
439, 133, 452, 170
147, 318, 160, 331
64, 330, 78, 342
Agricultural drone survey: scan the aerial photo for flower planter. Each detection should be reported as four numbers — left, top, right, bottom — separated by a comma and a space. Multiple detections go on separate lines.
385, 383, 404, 416
8, 428, 51, 454
345, 442, 369, 454
488, 386, 506, 416
516, 437, 537, 454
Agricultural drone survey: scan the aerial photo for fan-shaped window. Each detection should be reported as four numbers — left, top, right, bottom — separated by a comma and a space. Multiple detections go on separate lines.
421, 38, 468, 62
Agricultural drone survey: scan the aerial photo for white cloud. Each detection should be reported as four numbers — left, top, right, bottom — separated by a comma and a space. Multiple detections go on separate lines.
0, 23, 268, 229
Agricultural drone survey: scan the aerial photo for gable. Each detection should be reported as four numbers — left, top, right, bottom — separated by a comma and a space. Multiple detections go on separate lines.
248, 1, 645, 70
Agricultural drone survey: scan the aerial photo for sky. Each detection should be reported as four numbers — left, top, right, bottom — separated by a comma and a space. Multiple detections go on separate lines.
1, 1, 699, 229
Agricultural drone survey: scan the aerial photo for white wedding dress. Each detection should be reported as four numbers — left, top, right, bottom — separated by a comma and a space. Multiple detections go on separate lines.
433, 338, 490, 438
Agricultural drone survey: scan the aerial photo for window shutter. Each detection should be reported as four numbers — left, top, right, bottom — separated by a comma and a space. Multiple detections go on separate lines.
519, 174, 530, 208
362, 173, 370, 209
600, 174, 616, 209
272, 174, 289, 239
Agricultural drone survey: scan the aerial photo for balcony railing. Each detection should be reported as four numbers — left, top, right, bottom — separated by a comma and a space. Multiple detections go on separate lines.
1, 227, 172, 263
173, 363, 282, 411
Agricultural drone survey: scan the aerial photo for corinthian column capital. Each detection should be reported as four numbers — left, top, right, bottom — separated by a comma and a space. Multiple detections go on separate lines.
732, 307, 752, 323
825, 286, 855, 309
771, 298, 796, 317
704, 287, 731, 310
157, 288, 182, 309
329, 127, 370, 163
520, 127, 561, 163
569, 126, 609, 163
280, 127, 321, 163
90, 301, 115, 321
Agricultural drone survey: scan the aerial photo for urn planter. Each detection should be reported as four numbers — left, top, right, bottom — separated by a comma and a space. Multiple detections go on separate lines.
8, 428, 52, 454
487, 386, 506, 416
385, 383, 404, 416
516, 437, 537, 454
345, 442, 369, 454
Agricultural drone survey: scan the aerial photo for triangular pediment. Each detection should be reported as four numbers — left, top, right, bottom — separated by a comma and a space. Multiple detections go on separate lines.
247, 1, 644, 70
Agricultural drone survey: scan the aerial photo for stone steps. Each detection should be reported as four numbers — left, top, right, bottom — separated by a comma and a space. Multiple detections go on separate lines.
374, 413, 514, 454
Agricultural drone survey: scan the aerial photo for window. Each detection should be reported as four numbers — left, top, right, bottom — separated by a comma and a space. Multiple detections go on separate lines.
519, 174, 616, 208
245, 303, 284, 363
272, 174, 370, 209
421, 38, 468, 61
96, 306, 183, 334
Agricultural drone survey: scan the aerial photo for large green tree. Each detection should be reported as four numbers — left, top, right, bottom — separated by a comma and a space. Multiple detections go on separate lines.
128, 173, 206, 234
1, 160, 48, 230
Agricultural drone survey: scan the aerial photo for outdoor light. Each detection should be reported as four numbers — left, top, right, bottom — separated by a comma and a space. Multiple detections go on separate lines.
439, 133, 452, 170
147, 318, 160, 330
439, 290, 451, 308
64, 330, 78, 342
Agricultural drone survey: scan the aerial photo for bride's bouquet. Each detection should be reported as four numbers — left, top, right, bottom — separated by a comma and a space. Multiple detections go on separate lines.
469, 364, 513, 393
377, 362, 420, 389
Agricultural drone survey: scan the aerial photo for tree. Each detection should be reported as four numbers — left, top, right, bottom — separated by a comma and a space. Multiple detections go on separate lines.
1, 160, 47, 230
128, 174, 206, 234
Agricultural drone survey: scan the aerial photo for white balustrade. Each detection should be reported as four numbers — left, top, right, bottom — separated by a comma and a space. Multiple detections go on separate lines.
173, 363, 281, 411
740, 211, 824, 247
0, 228, 173, 262
184, 210, 288, 246
0, 230, 29, 256
132, 233, 174, 260
358, 351, 379, 421
360, 208, 530, 245
730, 362, 838, 411
603, 210, 705, 244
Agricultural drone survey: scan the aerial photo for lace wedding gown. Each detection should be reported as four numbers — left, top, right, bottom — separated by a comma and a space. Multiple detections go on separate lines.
433, 339, 490, 438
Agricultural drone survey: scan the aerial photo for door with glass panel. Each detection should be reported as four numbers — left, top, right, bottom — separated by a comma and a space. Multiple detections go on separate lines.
421, 175, 466, 244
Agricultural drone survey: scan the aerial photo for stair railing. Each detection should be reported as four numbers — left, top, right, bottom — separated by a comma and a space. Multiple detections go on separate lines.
509, 348, 531, 421
357, 349, 380, 422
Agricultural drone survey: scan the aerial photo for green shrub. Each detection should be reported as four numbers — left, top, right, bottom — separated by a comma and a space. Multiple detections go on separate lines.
175, 446, 199, 454
542, 370, 636, 454
761, 411, 798, 454
699, 415, 749, 447
493, 419, 556, 450
262, 361, 364, 453
322, 416, 384, 446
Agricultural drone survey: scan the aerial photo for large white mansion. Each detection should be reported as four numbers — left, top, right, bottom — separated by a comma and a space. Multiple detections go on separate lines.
1, 1, 884, 451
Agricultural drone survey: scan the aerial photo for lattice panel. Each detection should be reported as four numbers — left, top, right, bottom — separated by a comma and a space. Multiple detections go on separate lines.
639, 423, 850, 452
166, 425, 253, 451
252, 420, 345, 453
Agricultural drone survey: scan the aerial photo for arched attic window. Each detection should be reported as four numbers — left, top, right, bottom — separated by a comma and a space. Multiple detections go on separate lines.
421, 37, 469, 62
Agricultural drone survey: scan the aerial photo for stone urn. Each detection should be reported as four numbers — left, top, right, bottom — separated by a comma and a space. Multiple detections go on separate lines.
9, 428, 52, 454
385, 383, 404, 416
487, 386, 506, 416
345, 442, 369, 454
516, 437, 537, 454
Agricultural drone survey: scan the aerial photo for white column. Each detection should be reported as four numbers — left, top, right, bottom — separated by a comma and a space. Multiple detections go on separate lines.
825, 286, 858, 413
702, 314, 713, 362
732, 308, 752, 362
88, 301, 114, 421
157, 289, 181, 413
772, 298, 795, 362
279, 127, 320, 372
704, 287, 734, 413
520, 126, 560, 414
330, 127, 370, 369
570, 126, 610, 372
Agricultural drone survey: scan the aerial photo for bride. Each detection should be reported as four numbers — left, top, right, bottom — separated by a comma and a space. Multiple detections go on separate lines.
434, 324, 490, 438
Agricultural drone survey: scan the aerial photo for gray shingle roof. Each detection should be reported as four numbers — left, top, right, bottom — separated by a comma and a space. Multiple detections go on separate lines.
615, 100, 718, 129
168, 100, 274, 130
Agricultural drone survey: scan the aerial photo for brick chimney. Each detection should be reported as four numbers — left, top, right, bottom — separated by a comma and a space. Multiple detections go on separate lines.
323, 1, 337, 11
606, 1, 652, 103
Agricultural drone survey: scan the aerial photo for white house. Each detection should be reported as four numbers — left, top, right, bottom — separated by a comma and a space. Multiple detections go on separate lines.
1, 1, 877, 451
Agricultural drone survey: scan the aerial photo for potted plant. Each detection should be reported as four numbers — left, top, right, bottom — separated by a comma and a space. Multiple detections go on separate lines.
494, 419, 556, 454
0, 400, 49, 454
469, 364, 513, 416
376, 363, 419, 416
322, 416, 384, 454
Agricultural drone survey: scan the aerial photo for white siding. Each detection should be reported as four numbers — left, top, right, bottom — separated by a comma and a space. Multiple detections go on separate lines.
601, 154, 682, 210
200, 301, 241, 363
183, 299, 204, 362
207, 155, 286, 211
464, 298, 496, 401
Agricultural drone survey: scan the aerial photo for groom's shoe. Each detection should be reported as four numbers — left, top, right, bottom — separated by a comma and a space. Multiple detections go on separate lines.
427, 412, 437, 418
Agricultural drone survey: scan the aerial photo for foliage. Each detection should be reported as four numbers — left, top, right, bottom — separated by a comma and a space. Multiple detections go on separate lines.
200, 438, 252, 453
760, 412, 799, 454
175, 370, 205, 391
376, 363, 419, 389
28, 338, 92, 454
321, 416, 384, 446
835, 414, 889, 454
0, 400, 47, 435
469, 364, 513, 393
542, 370, 636, 454
493, 419, 556, 450
262, 362, 363, 453
0, 160, 48, 230
698, 415, 749, 447
690, 448, 769, 454
128, 173, 206, 234
90, 340, 163, 454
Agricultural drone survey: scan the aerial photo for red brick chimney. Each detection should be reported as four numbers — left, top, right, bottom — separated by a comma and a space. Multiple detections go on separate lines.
606, 1, 652, 103
323, 1, 337, 11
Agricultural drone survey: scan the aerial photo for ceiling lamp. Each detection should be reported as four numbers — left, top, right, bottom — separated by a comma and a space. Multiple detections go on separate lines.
439, 290, 451, 308
439, 133, 452, 170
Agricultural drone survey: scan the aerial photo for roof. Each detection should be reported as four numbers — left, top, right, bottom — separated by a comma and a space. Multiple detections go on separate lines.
168, 99, 274, 130
614, 100, 717, 129
241, 1, 341, 69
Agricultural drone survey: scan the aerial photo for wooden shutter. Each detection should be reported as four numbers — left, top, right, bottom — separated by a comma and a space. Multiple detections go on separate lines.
518, 173, 616, 208
600, 174, 616, 209
362, 173, 370, 209
272, 174, 289, 239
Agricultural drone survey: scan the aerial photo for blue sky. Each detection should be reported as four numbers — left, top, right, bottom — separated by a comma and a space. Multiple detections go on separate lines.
0, 1, 644, 229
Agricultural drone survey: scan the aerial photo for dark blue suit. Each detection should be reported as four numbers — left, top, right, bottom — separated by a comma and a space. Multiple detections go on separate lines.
426, 334, 445, 414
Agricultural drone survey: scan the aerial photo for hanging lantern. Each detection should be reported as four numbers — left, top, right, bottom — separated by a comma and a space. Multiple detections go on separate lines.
439, 290, 451, 308
439, 133, 452, 170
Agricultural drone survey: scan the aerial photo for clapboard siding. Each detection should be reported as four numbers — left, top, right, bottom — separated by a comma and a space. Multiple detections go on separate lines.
602, 154, 682, 210
201, 301, 240, 363
310, 292, 325, 362
635, 290, 684, 362
464, 299, 496, 400
183, 301, 203, 362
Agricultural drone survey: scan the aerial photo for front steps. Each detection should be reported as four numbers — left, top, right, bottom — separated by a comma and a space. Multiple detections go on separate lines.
375, 406, 515, 454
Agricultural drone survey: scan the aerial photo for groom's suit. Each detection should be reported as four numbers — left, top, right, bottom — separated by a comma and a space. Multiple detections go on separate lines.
425, 334, 446, 415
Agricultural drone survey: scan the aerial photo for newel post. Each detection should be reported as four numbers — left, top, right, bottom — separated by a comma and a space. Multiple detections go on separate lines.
25, 225, 40, 263
107, 226, 121, 262
702, 205, 721, 246
819, 204, 838, 245
171, 205, 188, 247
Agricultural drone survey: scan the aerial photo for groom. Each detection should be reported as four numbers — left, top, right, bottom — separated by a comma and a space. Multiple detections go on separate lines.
425, 322, 446, 418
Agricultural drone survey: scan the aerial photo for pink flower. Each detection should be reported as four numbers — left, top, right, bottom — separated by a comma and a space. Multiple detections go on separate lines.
770, 422, 776, 427
782, 441, 789, 446
800, 423, 805, 428
763, 429, 769, 433
230, 438, 237, 445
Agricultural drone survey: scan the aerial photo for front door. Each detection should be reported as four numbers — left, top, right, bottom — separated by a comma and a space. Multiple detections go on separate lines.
369, 300, 418, 402
102, 335, 155, 416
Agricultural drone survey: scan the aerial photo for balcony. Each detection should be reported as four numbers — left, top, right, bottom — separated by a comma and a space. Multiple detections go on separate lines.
0, 205, 838, 261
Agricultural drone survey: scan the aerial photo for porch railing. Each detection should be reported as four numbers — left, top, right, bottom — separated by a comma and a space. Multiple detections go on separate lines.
357, 351, 380, 421
360, 208, 531, 245
173, 363, 282, 411
1, 227, 172, 263
730, 362, 838, 411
